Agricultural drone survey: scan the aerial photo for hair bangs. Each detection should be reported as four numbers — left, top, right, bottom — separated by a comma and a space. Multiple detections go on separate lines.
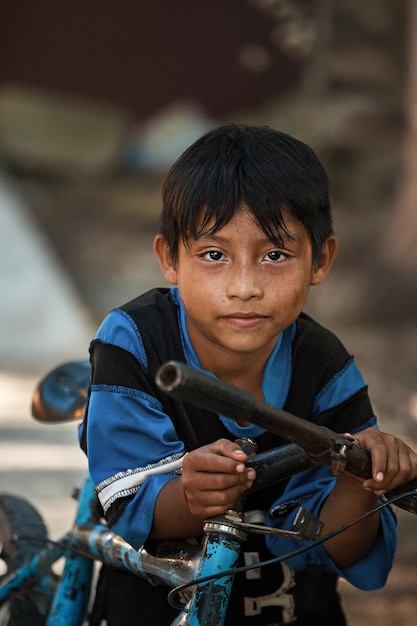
159, 124, 333, 264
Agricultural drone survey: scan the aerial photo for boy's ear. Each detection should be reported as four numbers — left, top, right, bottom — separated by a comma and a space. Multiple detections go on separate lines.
310, 236, 338, 286
153, 234, 178, 284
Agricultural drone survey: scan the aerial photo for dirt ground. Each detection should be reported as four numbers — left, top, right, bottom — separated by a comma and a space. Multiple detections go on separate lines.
12, 167, 417, 626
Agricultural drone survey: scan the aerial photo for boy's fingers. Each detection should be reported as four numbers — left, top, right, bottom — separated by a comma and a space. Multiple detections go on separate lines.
210, 438, 251, 460
349, 430, 388, 479
203, 439, 254, 468
374, 443, 416, 492
184, 439, 256, 480
355, 430, 417, 493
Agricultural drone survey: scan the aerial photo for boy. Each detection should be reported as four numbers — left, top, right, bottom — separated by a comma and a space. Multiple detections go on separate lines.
80, 124, 417, 625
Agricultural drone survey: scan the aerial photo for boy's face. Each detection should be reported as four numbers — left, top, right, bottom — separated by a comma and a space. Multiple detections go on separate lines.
154, 207, 336, 373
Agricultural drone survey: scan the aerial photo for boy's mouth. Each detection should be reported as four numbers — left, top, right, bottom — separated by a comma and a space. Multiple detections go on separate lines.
221, 312, 268, 329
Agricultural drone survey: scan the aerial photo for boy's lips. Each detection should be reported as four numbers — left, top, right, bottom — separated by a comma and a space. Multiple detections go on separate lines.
221, 312, 269, 329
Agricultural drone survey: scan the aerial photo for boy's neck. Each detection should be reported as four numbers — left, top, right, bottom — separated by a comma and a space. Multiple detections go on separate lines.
199, 352, 266, 401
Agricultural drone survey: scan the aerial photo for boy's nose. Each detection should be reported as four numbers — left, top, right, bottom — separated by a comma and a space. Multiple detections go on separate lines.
226, 265, 263, 300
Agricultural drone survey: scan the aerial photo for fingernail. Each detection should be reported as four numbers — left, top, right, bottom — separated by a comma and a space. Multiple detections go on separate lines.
234, 449, 245, 455
236, 463, 245, 472
376, 472, 384, 482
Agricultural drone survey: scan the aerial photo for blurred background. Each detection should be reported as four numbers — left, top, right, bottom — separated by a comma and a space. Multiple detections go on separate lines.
1, 1, 417, 624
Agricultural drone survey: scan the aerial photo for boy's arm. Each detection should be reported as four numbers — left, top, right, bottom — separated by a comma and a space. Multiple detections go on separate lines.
150, 439, 256, 539
318, 473, 379, 568
320, 427, 417, 568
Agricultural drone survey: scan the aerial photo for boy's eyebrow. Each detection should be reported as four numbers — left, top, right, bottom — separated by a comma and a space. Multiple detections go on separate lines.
195, 228, 302, 246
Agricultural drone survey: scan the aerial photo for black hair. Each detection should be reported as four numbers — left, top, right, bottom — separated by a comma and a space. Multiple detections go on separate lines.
159, 123, 333, 265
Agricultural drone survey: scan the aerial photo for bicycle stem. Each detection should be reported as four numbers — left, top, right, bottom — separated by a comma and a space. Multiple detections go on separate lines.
155, 360, 417, 514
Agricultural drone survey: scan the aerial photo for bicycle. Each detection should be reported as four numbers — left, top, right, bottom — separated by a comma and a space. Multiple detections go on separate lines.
1, 359, 417, 626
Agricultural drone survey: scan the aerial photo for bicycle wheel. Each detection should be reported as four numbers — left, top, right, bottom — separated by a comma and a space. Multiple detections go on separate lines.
0, 494, 55, 626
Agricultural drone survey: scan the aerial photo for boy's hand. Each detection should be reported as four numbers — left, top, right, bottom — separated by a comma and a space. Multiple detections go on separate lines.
181, 438, 256, 519
349, 428, 417, 496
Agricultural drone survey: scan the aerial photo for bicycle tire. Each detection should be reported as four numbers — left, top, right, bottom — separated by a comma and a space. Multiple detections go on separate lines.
0, 494, 55, 626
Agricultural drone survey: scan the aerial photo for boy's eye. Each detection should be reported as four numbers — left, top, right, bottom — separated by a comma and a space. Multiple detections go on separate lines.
266, 250, 285, 261
202, 250, 224, 261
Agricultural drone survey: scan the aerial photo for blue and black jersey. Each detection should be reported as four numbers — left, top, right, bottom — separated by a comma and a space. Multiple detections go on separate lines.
81, 287, 396, 625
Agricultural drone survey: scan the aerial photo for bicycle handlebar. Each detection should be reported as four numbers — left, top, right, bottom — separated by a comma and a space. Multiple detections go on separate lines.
156, 360, 417, 514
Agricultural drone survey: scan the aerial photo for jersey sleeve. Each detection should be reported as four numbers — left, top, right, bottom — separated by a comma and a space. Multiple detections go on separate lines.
84, 308, 186, 549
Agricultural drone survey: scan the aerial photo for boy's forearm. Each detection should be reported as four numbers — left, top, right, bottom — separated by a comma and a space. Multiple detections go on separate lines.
150, 477, 205, 540
319, 472, 380, 569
